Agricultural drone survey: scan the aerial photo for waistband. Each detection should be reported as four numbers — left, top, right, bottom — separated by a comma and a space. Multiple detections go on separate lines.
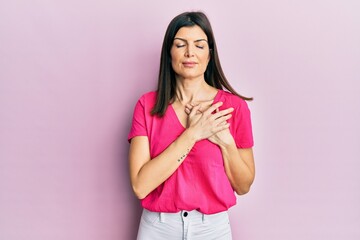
143, 209, 229, 224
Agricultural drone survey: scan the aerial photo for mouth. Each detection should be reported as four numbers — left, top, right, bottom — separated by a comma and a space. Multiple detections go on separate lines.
182, 61, 197, 67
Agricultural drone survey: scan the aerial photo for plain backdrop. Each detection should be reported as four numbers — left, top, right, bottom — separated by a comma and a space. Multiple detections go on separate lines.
1, 0, 359, 239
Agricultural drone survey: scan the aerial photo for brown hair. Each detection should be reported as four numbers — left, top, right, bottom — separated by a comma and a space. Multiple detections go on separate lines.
151, 11, 252, 116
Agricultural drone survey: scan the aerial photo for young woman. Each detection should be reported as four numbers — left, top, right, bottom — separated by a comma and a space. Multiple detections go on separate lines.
128, 11, 255, 240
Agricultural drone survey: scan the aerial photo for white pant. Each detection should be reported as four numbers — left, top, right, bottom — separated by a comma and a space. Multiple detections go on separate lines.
137, 209, 232, 240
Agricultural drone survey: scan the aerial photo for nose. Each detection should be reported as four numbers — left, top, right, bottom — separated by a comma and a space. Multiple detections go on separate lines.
185, 45, 195, 57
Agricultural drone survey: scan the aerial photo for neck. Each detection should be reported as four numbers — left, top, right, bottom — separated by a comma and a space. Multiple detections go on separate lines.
175, 76, 211, 105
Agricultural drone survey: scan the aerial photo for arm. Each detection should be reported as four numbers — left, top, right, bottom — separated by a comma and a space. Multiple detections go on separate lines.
219, 140, 255, 195
129, 130, 196, 199
129, 102, 233, 199
186, 103, 255, 195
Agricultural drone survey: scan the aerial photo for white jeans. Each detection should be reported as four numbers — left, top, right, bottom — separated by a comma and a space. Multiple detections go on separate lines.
137, 209, 232, 240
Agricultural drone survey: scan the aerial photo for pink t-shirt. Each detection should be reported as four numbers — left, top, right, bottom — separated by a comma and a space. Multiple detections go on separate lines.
128, 90, 254, 214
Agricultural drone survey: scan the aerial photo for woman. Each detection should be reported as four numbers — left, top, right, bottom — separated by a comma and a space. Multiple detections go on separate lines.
128, 11, 255, 240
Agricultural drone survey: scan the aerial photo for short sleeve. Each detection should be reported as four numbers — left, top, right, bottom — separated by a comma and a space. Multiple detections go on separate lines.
128, 97, 148, 142
233, 100, 254, 148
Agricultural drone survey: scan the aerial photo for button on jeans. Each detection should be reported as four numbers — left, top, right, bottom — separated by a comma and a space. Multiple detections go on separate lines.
137, 209, 232, 240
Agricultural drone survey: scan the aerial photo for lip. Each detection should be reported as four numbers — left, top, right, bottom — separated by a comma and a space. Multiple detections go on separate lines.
182, 61, 197, 67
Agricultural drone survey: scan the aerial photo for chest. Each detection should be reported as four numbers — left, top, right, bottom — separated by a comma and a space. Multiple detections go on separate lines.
171, 103, 188, 128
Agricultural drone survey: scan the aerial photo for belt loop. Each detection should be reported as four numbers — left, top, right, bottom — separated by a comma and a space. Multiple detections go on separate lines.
202, 213, 205, 223
159, 212, 165, 223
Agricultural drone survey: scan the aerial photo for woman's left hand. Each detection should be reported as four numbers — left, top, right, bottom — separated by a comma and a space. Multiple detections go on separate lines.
185, 102, 235, 148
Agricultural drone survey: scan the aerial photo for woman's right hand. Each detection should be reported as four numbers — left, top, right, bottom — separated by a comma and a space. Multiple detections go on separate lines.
186, 101, 234, 142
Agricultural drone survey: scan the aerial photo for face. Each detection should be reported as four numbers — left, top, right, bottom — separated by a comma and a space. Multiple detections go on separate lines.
170, 25, 210, 80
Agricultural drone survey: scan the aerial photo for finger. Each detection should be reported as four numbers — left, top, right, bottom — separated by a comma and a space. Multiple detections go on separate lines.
189, 104, 202, 118
203, 102, 223, 116
187, 102, 202, 113
185, 103, 192, 109
214, 114, 232, 125
216, 119, 228, 126
189, 102, 200, 107
212, 107, 234, 120
212, 122, 230, 133
185, 102, 200, 114
187, 102, 198, 108
193, 102, 208, 114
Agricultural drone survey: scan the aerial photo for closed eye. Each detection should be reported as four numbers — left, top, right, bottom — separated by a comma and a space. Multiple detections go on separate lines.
196, 45, 204, 49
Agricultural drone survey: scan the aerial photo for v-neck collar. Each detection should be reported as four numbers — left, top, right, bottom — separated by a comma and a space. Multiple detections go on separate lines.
168, 90, 223, 129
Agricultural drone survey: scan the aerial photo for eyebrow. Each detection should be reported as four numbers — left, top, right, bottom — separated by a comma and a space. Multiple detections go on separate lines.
174, 37, 208, 43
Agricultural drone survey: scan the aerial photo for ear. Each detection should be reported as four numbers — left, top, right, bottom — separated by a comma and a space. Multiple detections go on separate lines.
207, 49, 212, 62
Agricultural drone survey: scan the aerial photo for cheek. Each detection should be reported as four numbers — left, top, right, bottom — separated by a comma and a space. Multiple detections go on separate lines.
200, 53, 210, 65
170, 56, 180, 72
170, 52, 178, 63
170, 46, 182, 57
170, 57, 178, 68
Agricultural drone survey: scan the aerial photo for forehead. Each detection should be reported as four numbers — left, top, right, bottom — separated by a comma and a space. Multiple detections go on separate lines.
174, 25, 208, 41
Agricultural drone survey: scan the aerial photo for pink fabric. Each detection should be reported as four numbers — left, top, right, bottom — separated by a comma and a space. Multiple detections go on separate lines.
128, 90, 254, 214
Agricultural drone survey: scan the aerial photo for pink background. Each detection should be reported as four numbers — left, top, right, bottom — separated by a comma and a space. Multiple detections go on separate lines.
1, 0, 359, 239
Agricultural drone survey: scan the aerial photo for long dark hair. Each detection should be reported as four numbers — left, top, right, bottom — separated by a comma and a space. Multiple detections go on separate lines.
151, 11, 252, 116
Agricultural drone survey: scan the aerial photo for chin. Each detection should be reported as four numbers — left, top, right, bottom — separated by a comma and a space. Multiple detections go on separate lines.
176, 72, 205, 80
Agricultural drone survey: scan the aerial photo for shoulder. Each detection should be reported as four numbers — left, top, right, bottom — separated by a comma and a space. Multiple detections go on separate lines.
139, 91, 157, 101
218, 90, 249, 109
137, 91, 157, 106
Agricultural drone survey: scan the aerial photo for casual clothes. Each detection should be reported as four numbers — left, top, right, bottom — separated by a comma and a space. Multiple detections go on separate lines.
128, 90, 254, 214
137, 208, 232, 240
